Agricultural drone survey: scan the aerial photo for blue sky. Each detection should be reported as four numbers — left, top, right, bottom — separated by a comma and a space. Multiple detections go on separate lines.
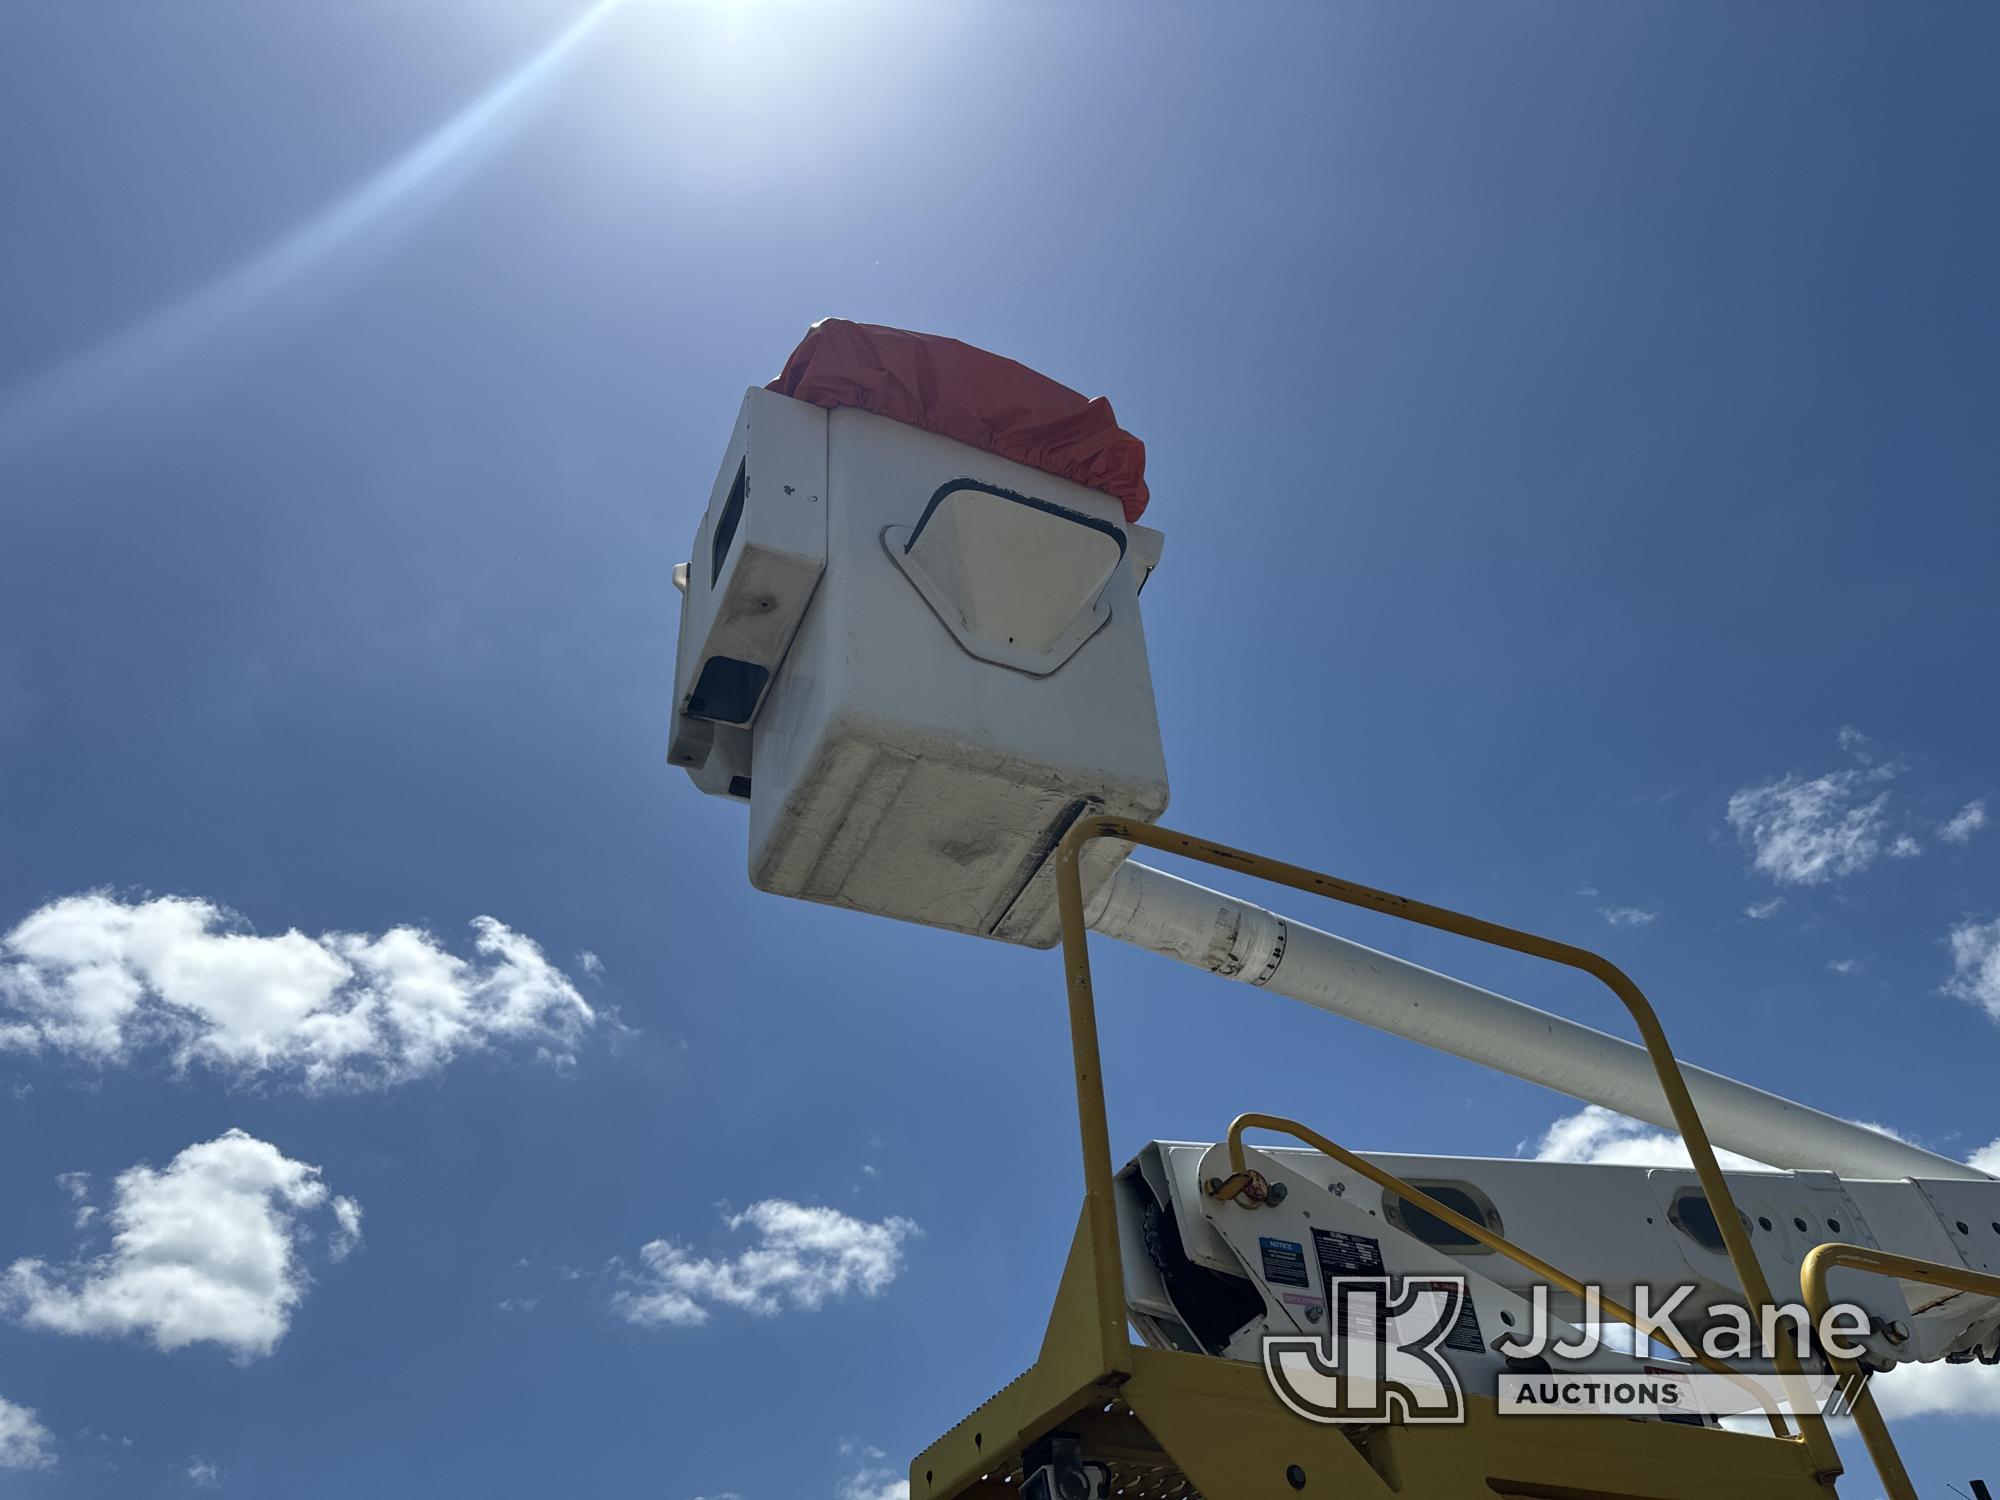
2, 0, 1997, 1493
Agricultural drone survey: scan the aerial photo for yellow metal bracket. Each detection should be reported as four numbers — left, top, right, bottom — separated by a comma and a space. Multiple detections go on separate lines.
1050, 817, 1844, 1478
1801, 1243, 2000, 1500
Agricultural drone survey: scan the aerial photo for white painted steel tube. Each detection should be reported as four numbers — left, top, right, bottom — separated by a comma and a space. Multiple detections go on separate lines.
1088, 860, 1986, 1183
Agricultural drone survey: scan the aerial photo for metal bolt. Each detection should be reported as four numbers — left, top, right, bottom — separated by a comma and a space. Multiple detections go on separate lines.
1286, 1464, 1307, 1489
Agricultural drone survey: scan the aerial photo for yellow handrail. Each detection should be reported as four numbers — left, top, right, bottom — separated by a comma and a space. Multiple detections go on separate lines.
1051, 816, 1844, 1478
1801, 1243, 2000, 1500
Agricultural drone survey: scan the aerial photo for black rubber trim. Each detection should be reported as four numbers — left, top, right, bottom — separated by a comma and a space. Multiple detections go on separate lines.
903, 478, 1127, 560
985, 796, 1099, 936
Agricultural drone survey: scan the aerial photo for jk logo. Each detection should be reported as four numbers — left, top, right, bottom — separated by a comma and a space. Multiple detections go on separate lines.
1263, 1277, 1468, 1425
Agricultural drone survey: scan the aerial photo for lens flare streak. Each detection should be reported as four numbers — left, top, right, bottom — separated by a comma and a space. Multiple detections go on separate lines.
0, 0, 623, 457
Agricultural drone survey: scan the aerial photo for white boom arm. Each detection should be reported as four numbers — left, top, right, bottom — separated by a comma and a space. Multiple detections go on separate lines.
1089, 861, 1986, 1184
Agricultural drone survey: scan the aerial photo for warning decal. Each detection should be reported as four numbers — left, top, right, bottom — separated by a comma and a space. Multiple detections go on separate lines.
1407, 1279, 1485, 1354
1312, 1229, 1388, 1342
1259, 1236, 1309, 1288
1310, 1229, 1386, 1278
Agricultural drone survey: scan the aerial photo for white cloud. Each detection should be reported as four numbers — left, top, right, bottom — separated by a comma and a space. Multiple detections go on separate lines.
1836, 725, 1871, 756
1597, 906, 1659, 928
1889, 834, 1922, 859
0, 1396, 55, 1471
1744, 898, 1785, 920
187, 1456, 224, 1488
577, 950, 604, 978
616, 1201, 919, 1328
1941, 799, 1989, 845
839, 1468, 908, 1500
1725, 765, 1897, 886
2, 1129, 359, 1361
1945, 916, 2000, 1022
1871, 1359, 2000, 1419
1825, 957, 1860, 975
55, 1170, 96, 1229
1530, 1107, 1934, 1174
1970, 1139, 2000, 1176
1528, 1106, 1769, 1172
329, 1197, 363, 1262
0, 893, 595, 1089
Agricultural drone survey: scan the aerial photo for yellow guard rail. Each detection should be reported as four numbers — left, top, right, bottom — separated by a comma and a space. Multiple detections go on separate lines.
1801, 1243, 2000, 1498
1051, 816, 1844, 1480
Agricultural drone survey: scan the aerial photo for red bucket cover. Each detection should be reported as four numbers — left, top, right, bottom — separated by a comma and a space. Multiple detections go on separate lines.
767, 319, 1150, 523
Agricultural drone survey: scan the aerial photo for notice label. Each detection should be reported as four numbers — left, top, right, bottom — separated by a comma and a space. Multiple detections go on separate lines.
1259, 1236, 1309, 1288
